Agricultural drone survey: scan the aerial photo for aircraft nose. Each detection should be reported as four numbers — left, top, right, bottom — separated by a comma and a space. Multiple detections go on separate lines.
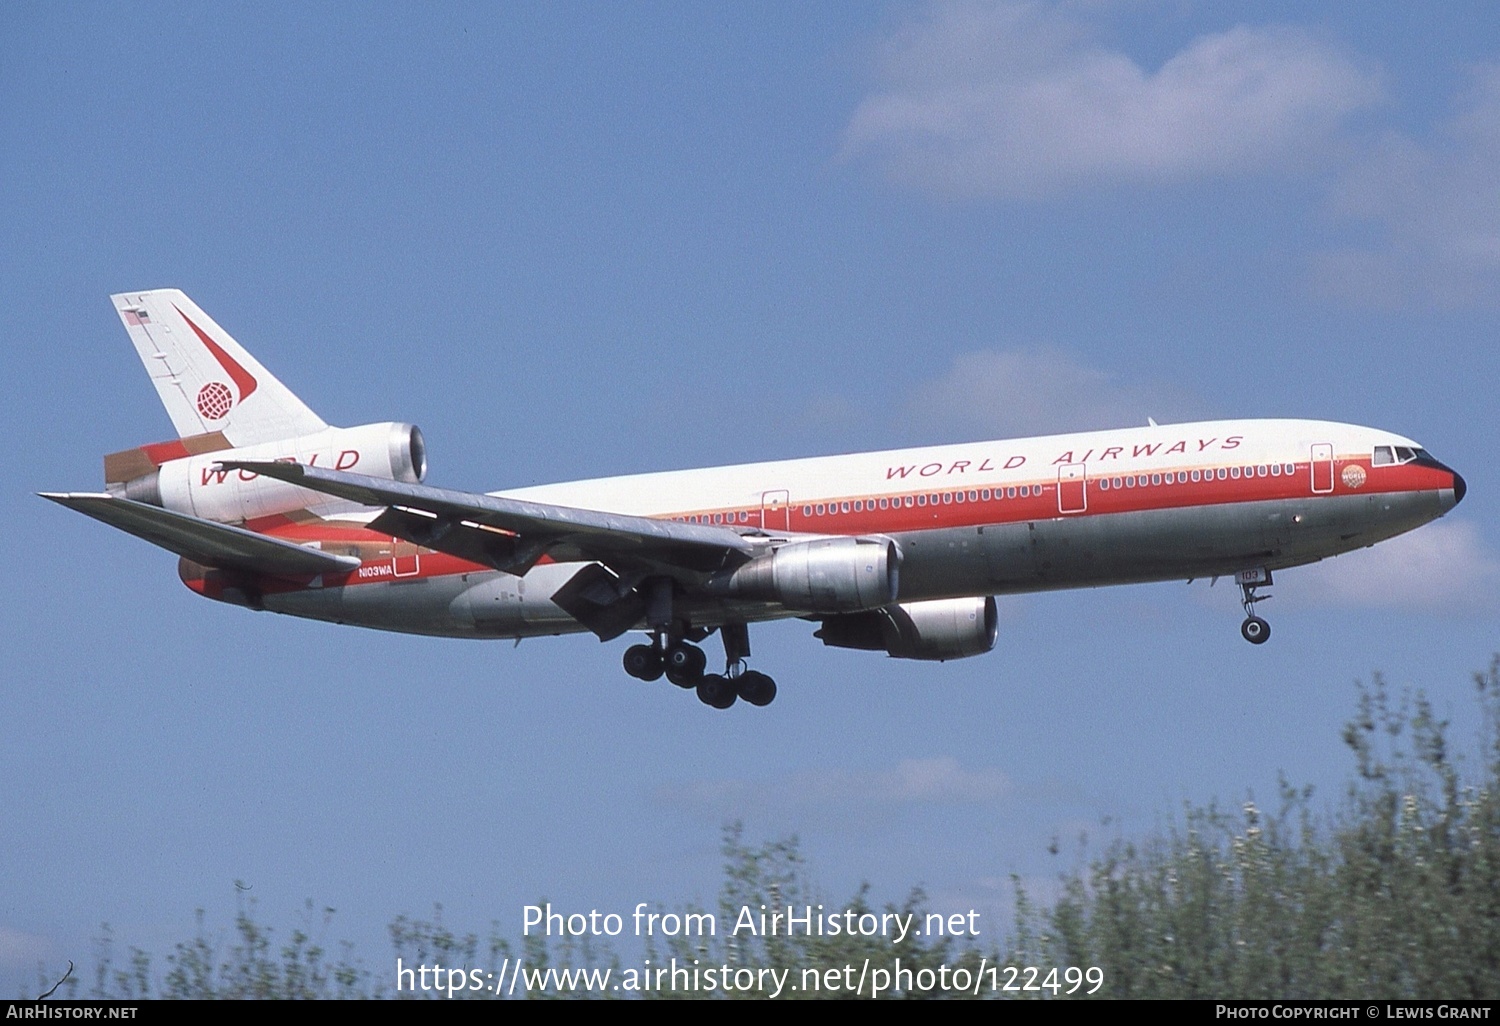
1452, 470, 1467, 506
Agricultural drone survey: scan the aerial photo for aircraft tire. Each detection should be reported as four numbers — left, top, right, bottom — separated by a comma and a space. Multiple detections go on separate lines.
736, 670, 777, 707
623, 644, 663, 681
1240, 616, 1271, 644
697, 674, 737, 709
665, 642, 706, 681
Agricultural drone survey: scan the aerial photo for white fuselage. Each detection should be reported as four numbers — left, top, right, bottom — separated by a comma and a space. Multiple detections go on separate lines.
243, 418, 1461, 640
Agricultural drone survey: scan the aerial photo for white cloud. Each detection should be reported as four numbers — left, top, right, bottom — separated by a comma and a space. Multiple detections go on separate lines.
1314, 65, 1500, 308
903, 348, 1206, 438
659, 756, 1012, 820
843, 1, 1381, 198
1288, 519, 1499, 614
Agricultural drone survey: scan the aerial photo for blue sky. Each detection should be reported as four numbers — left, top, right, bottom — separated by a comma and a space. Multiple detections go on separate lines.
4, 1, 1499, 988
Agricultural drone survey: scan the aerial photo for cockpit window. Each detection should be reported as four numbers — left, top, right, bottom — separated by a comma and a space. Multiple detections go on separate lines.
1374, 445, 1419, 466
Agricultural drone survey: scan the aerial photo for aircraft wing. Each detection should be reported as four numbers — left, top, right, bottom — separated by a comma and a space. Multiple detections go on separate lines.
217, 461, 759, 578
39, 492, 362, 578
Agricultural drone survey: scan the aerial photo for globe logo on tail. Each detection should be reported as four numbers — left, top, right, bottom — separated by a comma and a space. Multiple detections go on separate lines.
196, 381, 234, 420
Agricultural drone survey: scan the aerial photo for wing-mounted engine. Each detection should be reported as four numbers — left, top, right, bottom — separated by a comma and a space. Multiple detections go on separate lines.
706, 536, 900, 613
104, 422, 426, 524
815, 596, 997, 661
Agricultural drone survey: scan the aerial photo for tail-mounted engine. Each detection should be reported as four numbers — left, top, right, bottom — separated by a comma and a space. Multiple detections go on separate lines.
104, 422, 426, 524
815, 596, 998, 661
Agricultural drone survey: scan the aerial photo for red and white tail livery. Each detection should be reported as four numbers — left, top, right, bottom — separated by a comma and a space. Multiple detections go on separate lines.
44, 289, 1468, 710
113, 289, 327, 446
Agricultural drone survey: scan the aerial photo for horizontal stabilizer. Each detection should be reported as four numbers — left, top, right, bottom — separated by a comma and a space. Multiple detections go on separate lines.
39, 492, 361, 578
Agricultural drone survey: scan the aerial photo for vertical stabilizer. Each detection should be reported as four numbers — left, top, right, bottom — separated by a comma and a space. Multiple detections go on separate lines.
111, 289, 329, 446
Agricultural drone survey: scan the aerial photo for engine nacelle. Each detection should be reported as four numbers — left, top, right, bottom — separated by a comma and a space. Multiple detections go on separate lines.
815, 596, 997, 661
111, 422, 426, 524
708, 536, 900, 613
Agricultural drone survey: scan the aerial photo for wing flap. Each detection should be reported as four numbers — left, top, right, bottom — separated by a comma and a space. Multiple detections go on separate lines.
40, 492, 361, 578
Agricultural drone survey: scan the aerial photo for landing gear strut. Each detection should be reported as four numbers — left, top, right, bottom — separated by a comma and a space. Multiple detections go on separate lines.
1236, 569, 1272, 645
621, 621, 778, 709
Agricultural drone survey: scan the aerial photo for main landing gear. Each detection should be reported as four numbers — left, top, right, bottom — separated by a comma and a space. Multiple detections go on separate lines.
621, 625, 778, 710
1236, 569, 1272, 645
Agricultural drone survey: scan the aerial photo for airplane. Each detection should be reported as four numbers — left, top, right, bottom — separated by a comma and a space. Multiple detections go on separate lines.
42, 289, 1467, 710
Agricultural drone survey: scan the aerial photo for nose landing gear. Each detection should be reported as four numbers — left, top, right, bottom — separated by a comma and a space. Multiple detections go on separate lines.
1236, 568, 1272, 645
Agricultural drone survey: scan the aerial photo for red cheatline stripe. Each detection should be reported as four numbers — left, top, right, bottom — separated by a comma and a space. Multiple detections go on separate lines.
175, 306, 259, 400
231, 456, 1452, 591
140, 439, 193, 464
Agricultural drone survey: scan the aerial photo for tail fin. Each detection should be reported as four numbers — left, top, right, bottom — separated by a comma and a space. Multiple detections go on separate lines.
111, 289, 329, 446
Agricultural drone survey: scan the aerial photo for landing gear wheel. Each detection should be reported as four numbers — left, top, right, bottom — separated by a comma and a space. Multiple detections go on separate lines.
664, 643, 707, 687
622, 644, 663, 681
696, 674, 738, 709
1235, 570, 1273, 644
735, 670, 777, 707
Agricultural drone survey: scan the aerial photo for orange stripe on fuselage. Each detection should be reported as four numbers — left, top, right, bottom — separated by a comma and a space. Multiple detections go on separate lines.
219, 455, 1450, 594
